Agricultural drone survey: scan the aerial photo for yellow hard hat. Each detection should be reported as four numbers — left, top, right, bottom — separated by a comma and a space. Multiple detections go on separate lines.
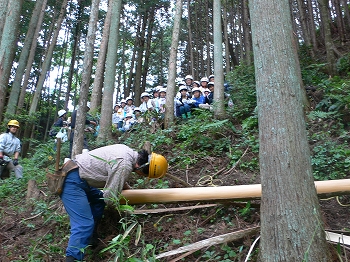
148, 153, 168, 179
7, 120, 20, 128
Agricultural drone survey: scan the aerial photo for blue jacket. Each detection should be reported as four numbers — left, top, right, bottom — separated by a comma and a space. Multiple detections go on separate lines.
192, 95, 206, 108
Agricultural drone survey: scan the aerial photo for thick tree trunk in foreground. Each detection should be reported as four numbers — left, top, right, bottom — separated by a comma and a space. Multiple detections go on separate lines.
250, 0, 332, 261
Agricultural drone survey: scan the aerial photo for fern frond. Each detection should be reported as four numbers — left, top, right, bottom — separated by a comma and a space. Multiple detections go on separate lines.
307, 110, 336, 120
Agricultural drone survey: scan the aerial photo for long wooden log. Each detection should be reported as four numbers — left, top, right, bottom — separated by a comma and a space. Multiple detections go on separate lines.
120, 179, 350, 205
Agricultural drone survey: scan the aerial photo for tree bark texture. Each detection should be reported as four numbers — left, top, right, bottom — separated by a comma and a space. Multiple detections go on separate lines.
72, 0, 101, 157
64, 1, 84, 111
90, 4, 112, 112
0, 0, 23, 121
16, 1, 45, 114
133, 13, 147, 106
164, 0, 182, 129
249, 0, 332, 261
141, 7, 155, 92
213, 0, 226, 119
7, 0, 46, 116
242, 0, 252, 65
318, 0, 337, 75
29, 0, 68, 114
0, 0, 9, 40
97, 0, 122, 144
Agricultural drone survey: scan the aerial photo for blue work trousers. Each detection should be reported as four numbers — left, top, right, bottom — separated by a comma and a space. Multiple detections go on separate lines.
60, 169, 105, 260
178, 104, 191, 115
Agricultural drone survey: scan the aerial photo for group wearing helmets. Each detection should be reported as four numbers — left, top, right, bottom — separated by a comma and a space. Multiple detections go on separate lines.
112, 74, 214, 122
61, 144, 168, 261
0, 120, 23, 179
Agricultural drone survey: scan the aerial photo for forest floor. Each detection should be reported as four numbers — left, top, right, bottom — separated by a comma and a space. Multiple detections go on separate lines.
1, 145, 350, 262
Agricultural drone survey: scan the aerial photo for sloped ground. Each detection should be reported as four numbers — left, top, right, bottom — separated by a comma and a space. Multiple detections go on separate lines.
1, 152, 350, 261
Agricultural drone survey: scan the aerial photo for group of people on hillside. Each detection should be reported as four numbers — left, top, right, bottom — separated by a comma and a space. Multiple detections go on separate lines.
112, 74, 222, 131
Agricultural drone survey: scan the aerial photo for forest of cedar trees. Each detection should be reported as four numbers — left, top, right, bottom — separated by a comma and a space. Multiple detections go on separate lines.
2, 0, 350, 261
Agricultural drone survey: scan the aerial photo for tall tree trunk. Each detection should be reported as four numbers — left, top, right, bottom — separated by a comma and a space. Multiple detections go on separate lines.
72, 0, 101, 157
97, 0, 123, 144
64, 1, 84, 111
126, 47, 136, 99
187, 0, 195, 77
0, 0, 23, 121
318, 0, 337, 75
205, 0, 211, 76
90, 3, 112, 111
7, 0, 46, 116
341, 0, 350, 31
0, 0, 9, 42
133, 13, 147, 106
242, 0, 252, 65
29, 0, 68, 114
250, 0, 332, 261
222, 1, 231, 73
141, 7, 155, 91
213, 0, 225, 119
296, 0, 314, 57
333, 0, 346, 43
164, 0, 182, 129
22, 0, 68, 156
17, 1, 47, 114
306, 0, 318, 52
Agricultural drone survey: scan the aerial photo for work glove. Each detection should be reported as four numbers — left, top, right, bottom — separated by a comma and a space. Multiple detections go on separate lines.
13, 159, 19, 166
0, 156, 6, 166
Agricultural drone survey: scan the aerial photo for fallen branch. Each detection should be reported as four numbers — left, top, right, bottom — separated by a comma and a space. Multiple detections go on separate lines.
20, 212, 44, 222
222, 147, 249, 177
170, 249, 200, 262
156, 226, 260, 259
166, 173, 192, 187
132, 203, 218, 214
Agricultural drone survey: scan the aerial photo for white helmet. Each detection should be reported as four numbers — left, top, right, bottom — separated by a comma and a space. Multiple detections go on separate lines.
126, 96, 133, 102
125, 113, 133, 118
185, 75, 193, 80
179, 86, 188, 92
134, 107, 141, 112
208, 82, 214, 86
159, 87, 167, 93
209, 75, 215, 80
200, 77, 209, 83
191, 87, 201, 93
58, 109, 66, 117
120, 99, 126, 104
141, 92, 150, 98
154, 86, 162, 92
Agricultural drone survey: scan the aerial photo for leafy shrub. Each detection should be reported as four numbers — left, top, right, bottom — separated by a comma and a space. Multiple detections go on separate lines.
311, 141, 350, 180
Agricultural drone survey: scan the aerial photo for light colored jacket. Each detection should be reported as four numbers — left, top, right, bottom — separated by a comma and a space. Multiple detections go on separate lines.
74, 144, 138, 202
0, 132, 21, 156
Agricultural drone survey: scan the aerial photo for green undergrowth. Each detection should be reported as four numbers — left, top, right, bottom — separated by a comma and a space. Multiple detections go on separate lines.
2, 62, 350, 260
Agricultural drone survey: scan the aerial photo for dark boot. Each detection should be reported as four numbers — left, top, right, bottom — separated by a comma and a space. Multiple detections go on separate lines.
90, 220, 100, 248
65, 256, 75, 262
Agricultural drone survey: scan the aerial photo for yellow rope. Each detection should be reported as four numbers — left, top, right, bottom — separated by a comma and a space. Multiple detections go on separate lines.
196, 175, 222, 187
336, 196, 350, 207
320, 196, 350, 207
